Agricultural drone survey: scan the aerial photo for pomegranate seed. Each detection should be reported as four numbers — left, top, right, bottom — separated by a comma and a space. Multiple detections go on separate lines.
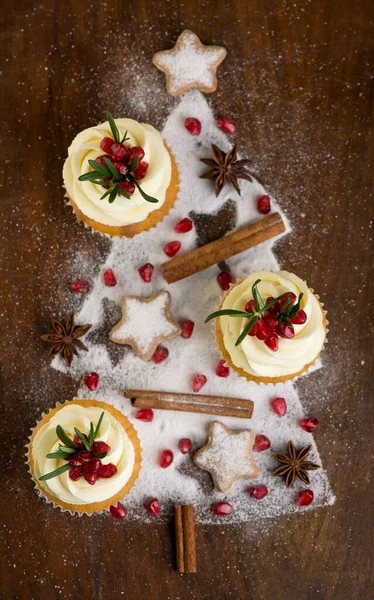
68, 466, 83, 481
70, 279, 89, 293
96, 154, 113, 166
119, 181, 135, 194
84, 372, 99, 392
245, 299, 256, 313
296, 489, 314, 506
266, 297, 279, 314
178, 438, 192, 454
145, 497, 160, 516
289, 309, 307, 325
257, 195, 271, 214
152, 345, 169, 364
159, 449, 173, 468
248, 485, 268, 500
264, 336, 279, 351
83, 470, 100, 485
253, 434, 271, 452
111, 142, 128, 161
103, 268, 117, 287
163, 240, 181, 258
128, 146, 145, 164
184, 117, 202, 136
192, 374, 207, 393
133, 160, 149, 180
180, 319, 195, 339
174, 217, 193, 233
92, 441, 110, 455
255, 319, 273, 340
217, 271, 232, 291
212, 502, 232, 516
135, 408, 154, 422
138, 263, 154, 282
216, 116, 236, 134
277, 323, 295, 339
263, 312, 279, 329
68, 454, 83, 466
216, 359, 230, 377
270, 397, 287, 416
98, 463, 117, 478
279, 292, 297, 308
299, 417, 320, 433
73, 434, 88, 449
100, 137, 115, 155
110, 503, 127, 519
248, 322, 257, 337
88, 458, 102, 472
74, 450, 92, 463
113, 161, 126, 175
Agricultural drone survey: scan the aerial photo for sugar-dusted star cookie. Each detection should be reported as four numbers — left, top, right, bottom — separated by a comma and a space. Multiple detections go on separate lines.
152, 30, 227, 96
194, 421, 259, 492
109, 291, 181, 361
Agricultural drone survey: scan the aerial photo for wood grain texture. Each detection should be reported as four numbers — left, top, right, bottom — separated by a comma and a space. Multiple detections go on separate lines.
0, 1, 373, 599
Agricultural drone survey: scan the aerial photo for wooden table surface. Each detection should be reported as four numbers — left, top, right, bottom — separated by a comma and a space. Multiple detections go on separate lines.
1, 1, 373, 598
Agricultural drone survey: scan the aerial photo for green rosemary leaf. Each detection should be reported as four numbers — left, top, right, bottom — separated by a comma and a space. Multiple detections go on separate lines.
108, 187, 118, 204
262, 292, 290, 312
100, 188, 113, 200
116, 186, 131, 199
251, 279, 264, 311
94, 412, 105, 439
289, 293, 303, 317
103, 157, 121, 181
280, 297, 293, 315
235, 315, 259, 346
93, 451, 108, 459
78, 171, 105, 182
74, 428, 91, 451
46, 451, 73, 460
88, 422, 95, 448
205, 309, 251, 323
39, 463, 71, 481
88, 159, 111, 177
58, 445, 77, 454
129, 175, 159, 204
56, 425, 79, 449
129, 154, 139, 172
106, 111, 120, 143
121, 130, 130, 143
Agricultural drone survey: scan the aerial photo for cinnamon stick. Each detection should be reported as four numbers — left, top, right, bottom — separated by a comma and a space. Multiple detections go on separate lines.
161, 212, 286, 284
175, 505, 185, 573
125, 389, 254, 419
175, 504, 196, 573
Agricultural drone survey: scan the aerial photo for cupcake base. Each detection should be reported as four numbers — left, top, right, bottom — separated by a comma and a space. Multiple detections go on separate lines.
27, 399, 142, 515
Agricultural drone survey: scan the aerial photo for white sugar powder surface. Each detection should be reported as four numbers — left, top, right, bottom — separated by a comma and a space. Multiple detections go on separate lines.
52, 90, 335, 525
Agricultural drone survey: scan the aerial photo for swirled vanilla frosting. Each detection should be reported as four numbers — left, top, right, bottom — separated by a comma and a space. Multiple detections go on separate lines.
32, 404, 135, 505
63, 119, 172, 227
219, 271, 326, 379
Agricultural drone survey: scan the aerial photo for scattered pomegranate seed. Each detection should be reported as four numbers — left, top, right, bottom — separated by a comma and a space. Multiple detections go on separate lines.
277, 323, 295, 339
110, 503, 127, 519
296, 489, 314, 506
184, 117, 202, 136
270, 397, 287, 416
128, 146, 145, 164
138, 263, 154, 282
152, 345, 169, 364
212, 502, 232, 516
257, 195, 271, 214
248, 485, 268, 500
100, 137, 115, 154
133, 160, 149, 180
245, 299, 256, 313
70, 279, 89, 293
103, 268, 117, 287
84, 372, 99, 392
145, 497, 160, 516
69, 466, 82, 481
216, 359, 230, 377
289, 309, 307, 325
118, 181, 135, 194
174, 217, 193, 233
180, 319, 195, 339
135, 408, 154, 422
163, 240, 181, 258
178, 438, 192, 454
159, 449, 174, 468
299, 417, 320, 433
264, 336, 278, 351
92, 441, 110, 455
216, 116, 236, 134
192, 374, 207, 393
98, 463, 117, 478
253, 434, 271, 452
217, 271, 232, 291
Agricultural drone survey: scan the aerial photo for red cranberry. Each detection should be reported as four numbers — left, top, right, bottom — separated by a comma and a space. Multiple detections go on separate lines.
92, 441, 110, 455
133, 160, 149, 180
192, 374, 207, 393
212, 502, 232, 516
84, 372, 99, 392
100, 137, 115, 155
119, 181, 135, 195
296, 489, 314, 506
70, 279, 89, 293
300, 417, 320, 433
216, 359, 230, 377
159, 449, 173, 468
178, 438, 192, 454
138, 263, 154, 282
289, 309, 307, 325
163, 240, 181, 257
128, 146, 145, 164
111, 142, 128, 161
277, 323, 295, 339
145, 497, 160, 516
152, 345, 169, 364
253, 434, 271, 452
99, 463, 117, 478
180, 319, 195, 339
184, 117, 202, 136
217, 271, 232, 291
216, 116, 236, 134
245, 299, 256, 313
110, 502, 127, 519
174, 217, 193, 233
255, 319, 273, 340
135, 408, 154, 422
270, 397, 287, 416
257, 195, 271, 214
248, 485, 268, 500
69, 466, 83, 481
264, 336, 279, 351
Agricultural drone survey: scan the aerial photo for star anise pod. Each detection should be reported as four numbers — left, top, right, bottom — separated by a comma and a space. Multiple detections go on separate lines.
200, 144, 253, 196
40, 312, 92, 367
272, 441, 320, 488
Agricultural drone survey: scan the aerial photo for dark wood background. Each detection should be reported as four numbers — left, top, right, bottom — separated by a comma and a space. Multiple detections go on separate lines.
1, 1, 373, 598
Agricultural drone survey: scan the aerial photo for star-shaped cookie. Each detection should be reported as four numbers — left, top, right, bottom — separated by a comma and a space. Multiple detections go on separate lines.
109, 291, 181, 361
194, 421, 259, 492
153, 30, 227, 96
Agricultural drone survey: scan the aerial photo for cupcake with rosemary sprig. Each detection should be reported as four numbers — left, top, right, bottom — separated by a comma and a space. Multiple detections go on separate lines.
27, 400, 141, 514
63, 112, 178, 237
206, 271, 327, 384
